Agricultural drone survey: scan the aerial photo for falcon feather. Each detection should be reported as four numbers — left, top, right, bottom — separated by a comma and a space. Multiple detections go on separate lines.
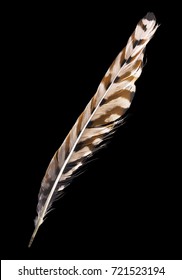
28, 12, 158, 247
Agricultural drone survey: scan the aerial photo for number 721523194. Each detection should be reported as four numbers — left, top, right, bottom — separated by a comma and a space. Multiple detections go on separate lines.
111, 266, 165, 276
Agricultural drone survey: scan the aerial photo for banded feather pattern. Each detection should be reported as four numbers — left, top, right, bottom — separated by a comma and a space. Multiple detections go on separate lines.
29, 12, 158, 247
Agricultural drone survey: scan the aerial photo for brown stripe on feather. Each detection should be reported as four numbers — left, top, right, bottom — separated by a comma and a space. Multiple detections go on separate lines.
91, 94, 97, 113
115, 59, 142, 83
63, 136, 101, 175
83, 134, 103, 147
100, 98, 107, 106
102, 73, 112, 90
126, 51, 143, 64
130, 33, 136, 45
133, 38, 146, 48
114, 71, 131, 83
104, 89, 135, 104
62, 158, 83, 174
64, 132, 71, 159
119, 49, 126, 67
45, 153, 60, 182
133, 39, 141, 48
98, 88, 135, 109
139, 20, 147, 31
90, 106, 126, 126
55, 149, 59, 163
76, 112, 84, 136
114, 74, 138, 84
75, 134, 103, 152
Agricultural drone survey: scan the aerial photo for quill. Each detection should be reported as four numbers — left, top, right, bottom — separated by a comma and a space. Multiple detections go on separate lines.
28, 12, 158, 247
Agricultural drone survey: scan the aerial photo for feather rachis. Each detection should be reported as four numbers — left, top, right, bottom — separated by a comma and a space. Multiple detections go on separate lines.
28, 12, 158, 247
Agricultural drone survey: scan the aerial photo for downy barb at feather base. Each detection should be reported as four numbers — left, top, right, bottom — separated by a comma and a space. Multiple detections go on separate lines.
28, 12, 158, 247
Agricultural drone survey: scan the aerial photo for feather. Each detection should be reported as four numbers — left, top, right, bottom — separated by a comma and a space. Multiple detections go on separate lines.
28, 12, 158, 247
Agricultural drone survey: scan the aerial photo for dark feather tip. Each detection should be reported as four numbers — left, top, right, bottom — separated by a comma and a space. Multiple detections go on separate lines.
144, 12, 156, 21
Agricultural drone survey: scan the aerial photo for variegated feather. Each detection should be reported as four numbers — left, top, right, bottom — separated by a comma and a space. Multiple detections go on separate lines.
29, 12, 158, 247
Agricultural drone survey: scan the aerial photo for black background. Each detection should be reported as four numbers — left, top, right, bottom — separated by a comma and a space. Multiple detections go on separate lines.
2, 2, 181, 260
